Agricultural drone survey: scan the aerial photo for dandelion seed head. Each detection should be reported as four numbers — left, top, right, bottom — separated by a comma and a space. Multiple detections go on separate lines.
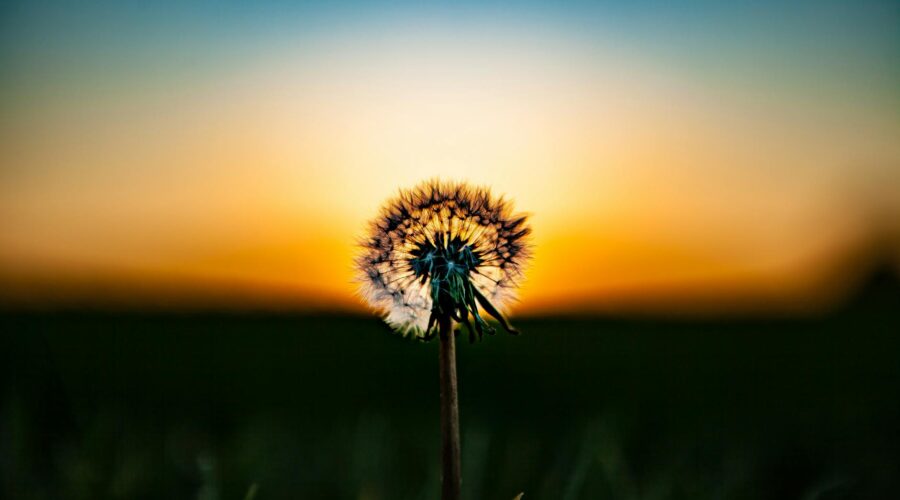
356, 180, 532, 339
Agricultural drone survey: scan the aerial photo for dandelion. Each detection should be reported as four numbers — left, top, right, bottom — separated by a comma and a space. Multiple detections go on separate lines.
356, 179, 532, 500
357, 179, 531, 341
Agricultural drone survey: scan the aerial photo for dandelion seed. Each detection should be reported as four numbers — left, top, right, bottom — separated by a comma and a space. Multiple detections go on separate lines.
356, 179, 532, 500
356, 179, 532, 340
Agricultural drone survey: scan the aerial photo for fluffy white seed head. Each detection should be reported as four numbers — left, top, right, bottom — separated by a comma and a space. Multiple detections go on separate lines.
356, 180, 531, 338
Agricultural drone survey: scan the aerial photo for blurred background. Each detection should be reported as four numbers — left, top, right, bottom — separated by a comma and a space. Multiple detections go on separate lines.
1, 1, 898, 499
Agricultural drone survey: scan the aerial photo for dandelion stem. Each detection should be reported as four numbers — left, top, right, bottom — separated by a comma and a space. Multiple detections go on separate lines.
438, 314, 462, 500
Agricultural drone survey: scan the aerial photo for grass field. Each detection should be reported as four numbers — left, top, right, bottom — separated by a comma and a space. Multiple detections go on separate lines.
2, 282, 898, 499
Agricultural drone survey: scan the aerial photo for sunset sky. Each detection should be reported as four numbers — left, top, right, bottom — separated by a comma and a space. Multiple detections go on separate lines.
1, 1, 898, 313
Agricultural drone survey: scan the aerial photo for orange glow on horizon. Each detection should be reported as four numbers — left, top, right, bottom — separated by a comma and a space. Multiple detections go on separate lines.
1, 18, 898, 314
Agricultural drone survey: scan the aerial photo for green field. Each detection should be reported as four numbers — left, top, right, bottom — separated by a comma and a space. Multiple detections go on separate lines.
2, 290, 898, 499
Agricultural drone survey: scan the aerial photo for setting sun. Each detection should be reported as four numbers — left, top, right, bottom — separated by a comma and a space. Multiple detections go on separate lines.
2, 3, 897, 314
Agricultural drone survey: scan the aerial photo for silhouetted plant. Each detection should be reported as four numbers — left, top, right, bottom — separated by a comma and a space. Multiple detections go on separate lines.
357, 179, 532, 500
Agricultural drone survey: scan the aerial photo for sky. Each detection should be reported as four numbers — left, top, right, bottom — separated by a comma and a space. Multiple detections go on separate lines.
1, 1, 898, 314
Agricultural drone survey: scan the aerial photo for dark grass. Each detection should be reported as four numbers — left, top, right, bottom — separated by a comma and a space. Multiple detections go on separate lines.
2, 295, 898, 499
